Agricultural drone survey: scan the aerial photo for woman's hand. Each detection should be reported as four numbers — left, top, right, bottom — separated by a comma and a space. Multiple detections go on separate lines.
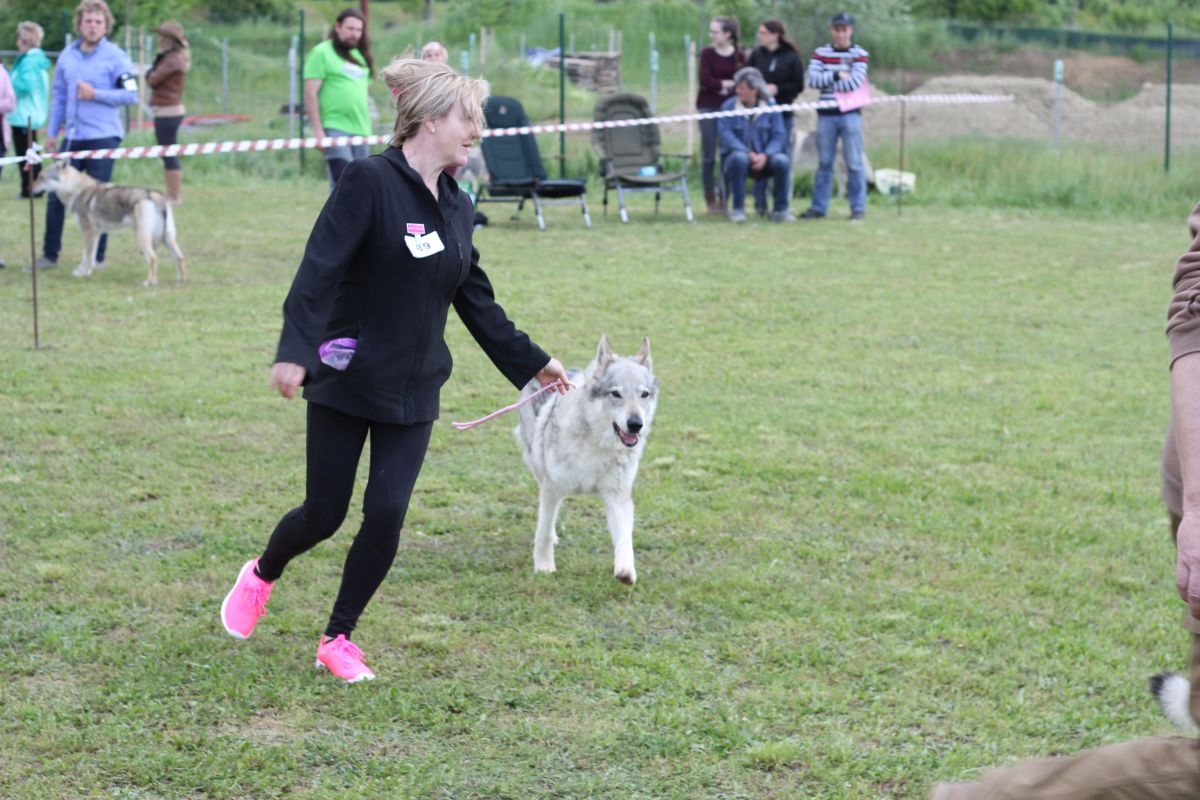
535, 358, 572, 394
269, 362, 306, 399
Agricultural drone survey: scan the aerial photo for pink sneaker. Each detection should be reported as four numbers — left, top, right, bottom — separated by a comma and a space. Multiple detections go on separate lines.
220, 558, 273, 640
315, 634, 375, 683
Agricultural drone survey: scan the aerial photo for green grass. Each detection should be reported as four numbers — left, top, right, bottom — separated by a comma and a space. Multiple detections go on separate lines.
0, 178, 1193, 798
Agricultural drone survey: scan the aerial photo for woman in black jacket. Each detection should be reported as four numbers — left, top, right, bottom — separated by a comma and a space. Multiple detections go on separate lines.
220, 58, 570, 683
748, 19, 804, 215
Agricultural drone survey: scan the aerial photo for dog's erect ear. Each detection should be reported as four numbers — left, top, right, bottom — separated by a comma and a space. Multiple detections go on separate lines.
632, 337, 652, 371
594, 335, 615, 374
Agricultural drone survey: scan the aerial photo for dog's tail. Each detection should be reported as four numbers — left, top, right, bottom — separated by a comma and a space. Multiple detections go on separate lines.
1150, 671, 1200, 732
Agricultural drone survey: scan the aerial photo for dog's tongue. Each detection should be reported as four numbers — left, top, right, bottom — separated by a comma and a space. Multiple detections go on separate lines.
614, 424, 639, 447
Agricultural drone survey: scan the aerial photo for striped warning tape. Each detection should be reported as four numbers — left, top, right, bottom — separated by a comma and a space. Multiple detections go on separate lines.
0, 93, 1013, 167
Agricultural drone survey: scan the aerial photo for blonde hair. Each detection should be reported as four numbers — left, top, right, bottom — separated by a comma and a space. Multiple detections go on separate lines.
17, 21, 45, 47
74, 0, 115, 35
379, 57, 488, 147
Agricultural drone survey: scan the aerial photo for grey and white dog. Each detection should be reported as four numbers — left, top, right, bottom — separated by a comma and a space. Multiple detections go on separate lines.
515, 336, 659, 584
33, 162, 185, 287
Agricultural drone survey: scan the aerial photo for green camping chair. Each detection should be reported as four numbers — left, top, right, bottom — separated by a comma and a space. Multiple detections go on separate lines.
476, 95, 591, 231
591, 93, 694, 223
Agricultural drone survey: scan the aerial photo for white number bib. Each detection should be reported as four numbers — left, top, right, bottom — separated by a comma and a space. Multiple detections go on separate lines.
405, 231, 445, 259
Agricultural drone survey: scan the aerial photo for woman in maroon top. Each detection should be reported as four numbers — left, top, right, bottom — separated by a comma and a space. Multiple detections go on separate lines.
697, 15, 744, 214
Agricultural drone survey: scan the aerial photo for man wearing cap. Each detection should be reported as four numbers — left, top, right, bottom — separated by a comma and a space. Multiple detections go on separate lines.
718, 66, 792, 223
33, 0, 137, 272
146, 20, 189, 205
801, 12, 869, 222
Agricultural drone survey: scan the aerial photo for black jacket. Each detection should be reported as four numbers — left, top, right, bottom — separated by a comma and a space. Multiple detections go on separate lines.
747, 45, 805, 107
275, 147, 550, 424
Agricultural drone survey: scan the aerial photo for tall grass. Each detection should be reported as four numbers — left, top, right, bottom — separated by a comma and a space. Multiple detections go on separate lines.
868, 138, 1200, 217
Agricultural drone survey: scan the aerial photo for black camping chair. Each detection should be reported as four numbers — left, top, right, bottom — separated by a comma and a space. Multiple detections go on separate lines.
591, 93, 694, 223
476, 95, 591, 231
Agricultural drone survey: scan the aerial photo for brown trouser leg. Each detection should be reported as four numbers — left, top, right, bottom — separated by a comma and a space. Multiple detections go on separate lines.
936, 736, 1200, 799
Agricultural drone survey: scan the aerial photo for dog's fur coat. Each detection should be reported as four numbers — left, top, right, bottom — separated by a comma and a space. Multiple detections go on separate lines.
34, 163, 185, 287
515, 336, 658, 584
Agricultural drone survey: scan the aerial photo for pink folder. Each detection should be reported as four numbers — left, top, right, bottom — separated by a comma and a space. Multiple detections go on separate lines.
835, 79, 872, 113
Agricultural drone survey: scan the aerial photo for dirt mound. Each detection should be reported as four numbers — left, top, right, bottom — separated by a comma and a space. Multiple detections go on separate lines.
791, 74, 1200, 149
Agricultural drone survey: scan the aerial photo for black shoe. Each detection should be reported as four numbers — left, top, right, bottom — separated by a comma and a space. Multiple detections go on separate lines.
850, 211, 866, 222
799, 208, 825, 219
0, 256, 6, 269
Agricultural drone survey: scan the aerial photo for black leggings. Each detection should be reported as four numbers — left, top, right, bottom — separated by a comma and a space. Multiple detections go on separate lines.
256, 402, 433, 639
12, 126, 39, 195
154, 115, 184, 170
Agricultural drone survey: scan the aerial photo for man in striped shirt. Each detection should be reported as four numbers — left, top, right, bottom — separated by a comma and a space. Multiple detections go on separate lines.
801, 12, 868, 221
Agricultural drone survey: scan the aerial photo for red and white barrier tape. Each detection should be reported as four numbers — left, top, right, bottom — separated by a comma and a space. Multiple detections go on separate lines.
2, 93, 1013, 167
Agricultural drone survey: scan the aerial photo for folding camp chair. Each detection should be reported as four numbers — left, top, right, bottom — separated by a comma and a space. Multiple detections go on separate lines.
591, 93, 694, 223
476, 95, 591, 231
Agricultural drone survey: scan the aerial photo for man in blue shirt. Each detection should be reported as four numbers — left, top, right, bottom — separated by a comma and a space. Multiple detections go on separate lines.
32, 0, 137, 272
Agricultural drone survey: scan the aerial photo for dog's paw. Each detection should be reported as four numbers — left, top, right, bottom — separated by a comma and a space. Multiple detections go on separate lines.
1150, 671, 1199, 732
614, 566, 637, 586
533, 559, 556, 574
142, 278, 157, 288
72, 265, 92, 278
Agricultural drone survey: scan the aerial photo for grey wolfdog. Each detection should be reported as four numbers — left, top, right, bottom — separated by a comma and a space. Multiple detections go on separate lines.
34, 163, 185, 287
515, 336, 659, 584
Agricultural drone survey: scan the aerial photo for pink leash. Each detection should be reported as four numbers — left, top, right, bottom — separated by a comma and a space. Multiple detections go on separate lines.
451, 380, 569, 430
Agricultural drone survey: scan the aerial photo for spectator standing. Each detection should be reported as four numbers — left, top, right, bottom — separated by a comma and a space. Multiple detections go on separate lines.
0, 62, 7, 268
718, 67, 791, 223
11, 21, 51, 199
420, 41, 449, 65
747, 19, 804, 216
218, 58, 570, 684
801, 11, 868, 222
304, 8, 374, 190
145, 20, 189, 205
32, 0, 137, 272
0, 62, 14, 193
697, 15, 744, 215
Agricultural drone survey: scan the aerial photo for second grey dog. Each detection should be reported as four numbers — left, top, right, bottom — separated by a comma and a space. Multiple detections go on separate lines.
515, 336, 658, 584
34, 163, 185, 287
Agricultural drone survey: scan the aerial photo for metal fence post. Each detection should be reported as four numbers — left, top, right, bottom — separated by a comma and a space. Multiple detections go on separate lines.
559, 13, 566, 178
1166, 21, 1173, 173
221, 37, 230, 115
649, 32, 658, 114
1053, 58, 1063, 148
288, 36, 298, 139
299, 9, 306, 171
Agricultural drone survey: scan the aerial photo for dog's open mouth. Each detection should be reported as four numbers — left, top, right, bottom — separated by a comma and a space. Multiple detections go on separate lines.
613, 423, 639, 447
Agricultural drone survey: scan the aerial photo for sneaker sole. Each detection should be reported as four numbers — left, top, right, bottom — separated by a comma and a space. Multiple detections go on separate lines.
219, 559, 258, 640
315, 659, 375, 683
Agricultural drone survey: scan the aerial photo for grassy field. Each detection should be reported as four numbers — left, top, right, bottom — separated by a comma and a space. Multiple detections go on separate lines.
0, 174, 1194, 798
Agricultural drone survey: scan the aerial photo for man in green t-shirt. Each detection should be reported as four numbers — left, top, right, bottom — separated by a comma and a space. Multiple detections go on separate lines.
304, 8, 374, 188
